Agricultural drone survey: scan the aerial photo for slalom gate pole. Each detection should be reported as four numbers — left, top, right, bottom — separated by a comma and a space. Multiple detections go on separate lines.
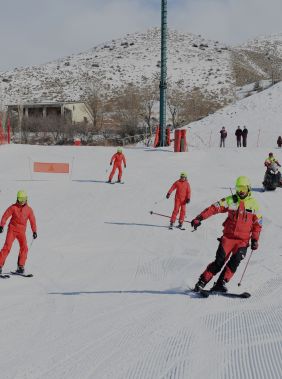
149, 211, 191, 224
238, 249, 254, 287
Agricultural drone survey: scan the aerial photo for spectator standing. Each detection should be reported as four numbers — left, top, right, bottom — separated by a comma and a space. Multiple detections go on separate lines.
235, 126, 242, 147
277, 136, 282, 148
242, 126, 248, 147
220, 127, 227, 148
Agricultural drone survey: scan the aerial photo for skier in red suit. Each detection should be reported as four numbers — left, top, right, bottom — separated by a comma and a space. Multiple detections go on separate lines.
166, 172, 191, 229
0, 191, 37, 274
191, 176, 262, 293
108, 147, 126, 183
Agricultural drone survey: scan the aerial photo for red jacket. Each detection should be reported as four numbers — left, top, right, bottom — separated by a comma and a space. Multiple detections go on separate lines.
110, 153, 126, 167
0, 203, 37, 233
198, 194, 262, 241
168, 179, 191, 203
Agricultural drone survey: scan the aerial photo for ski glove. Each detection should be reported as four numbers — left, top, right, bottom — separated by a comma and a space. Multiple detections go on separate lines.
33, 232, 37, 239
124, 165, 127, 168
251, 239, 258, 250
191, 216, 203, 230
0, 226, 3, 233
166, 193, 170, 199
110, 162, 112, 166
186, 199, 190, 204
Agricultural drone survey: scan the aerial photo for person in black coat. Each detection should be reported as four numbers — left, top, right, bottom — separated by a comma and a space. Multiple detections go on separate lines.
242, 126, 248, 147
235, 126, 242, 147
277, 136, 282, 148
220, 127, 227, 147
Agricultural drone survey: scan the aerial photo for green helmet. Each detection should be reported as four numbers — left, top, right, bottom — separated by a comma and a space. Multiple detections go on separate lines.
117, 147, 122, 153
235, 176, 251, 198
180, 171, 188, 178
235, 176, 251, 188
17, 190, 27, 204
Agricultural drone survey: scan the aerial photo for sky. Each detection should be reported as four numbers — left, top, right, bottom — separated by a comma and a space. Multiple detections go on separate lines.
0, 0, 282, 71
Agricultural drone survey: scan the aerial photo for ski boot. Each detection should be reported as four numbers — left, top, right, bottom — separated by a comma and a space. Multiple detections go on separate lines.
16, 266, 25, 274
117, 179, 121, 183
0, 267, 2, 274
193, 278, 207, 292
107, 179, 111, 183
176, 222, 183, 229
169, 221, 174, 230
210, 279, 228, 293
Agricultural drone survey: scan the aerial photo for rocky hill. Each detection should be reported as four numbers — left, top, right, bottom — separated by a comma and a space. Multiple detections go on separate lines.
0, 28, 281, 106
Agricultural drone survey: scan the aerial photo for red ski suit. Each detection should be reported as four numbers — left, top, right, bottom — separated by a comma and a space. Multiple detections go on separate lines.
109, 153, 126, 182
0, 203, 37, 268
198, 194, 262, 283
167, 179, 191, 223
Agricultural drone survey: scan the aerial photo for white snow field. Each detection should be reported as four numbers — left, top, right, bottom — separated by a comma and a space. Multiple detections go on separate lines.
0, 143, 282, 379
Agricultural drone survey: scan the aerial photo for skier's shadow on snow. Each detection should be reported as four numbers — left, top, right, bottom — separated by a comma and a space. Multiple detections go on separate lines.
220, 187, 264, 193
105, 221, 168, 229
49, 289, 200, 298
72, 179, 107, 183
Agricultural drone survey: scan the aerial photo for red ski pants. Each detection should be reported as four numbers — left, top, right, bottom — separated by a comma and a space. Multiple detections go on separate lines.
109, 164, 122, 181
201, 236, 248, 283
0, 228, 28, 268
170, 198, 186, 223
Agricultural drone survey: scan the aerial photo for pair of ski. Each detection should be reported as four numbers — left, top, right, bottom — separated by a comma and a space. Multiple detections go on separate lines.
108, 181, 124, 185
0, 272, 33, 279
193, 288, 251, 299
169, 224, 186, 231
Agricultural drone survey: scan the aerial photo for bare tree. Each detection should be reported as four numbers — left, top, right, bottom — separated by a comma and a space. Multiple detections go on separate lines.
84, 78, 105, 133
112, 84, 143, 137
180, 88, 222, 124
139, 81, 159, 137
167, 86, 186, 129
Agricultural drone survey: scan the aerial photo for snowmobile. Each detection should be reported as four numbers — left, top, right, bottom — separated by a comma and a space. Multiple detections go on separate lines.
263, 163, 282, 191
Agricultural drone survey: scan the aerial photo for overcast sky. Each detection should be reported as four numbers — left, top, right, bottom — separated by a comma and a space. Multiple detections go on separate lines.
0, 0, 281, 71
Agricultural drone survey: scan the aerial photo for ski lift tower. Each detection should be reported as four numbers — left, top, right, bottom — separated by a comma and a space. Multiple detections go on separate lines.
159, 0, 168, 147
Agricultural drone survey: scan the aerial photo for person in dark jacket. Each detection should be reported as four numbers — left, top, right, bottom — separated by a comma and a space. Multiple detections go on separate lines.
242, 126, 248, 147
235, 126, 242, 147
220, 127, 227, 147
277, 136, 282, 148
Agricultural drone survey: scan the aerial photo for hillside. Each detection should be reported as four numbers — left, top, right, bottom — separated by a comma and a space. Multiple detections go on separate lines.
0, 28, 247, 105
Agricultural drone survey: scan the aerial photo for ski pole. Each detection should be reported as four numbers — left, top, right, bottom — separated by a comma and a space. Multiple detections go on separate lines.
238, 249, 254, 287
149, 211, 191, 224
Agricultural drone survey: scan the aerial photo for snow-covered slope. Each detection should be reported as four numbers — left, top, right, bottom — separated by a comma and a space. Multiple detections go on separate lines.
0, 142, 281, 379
1, 28, 282, 107
241, 33, 282, 56
188, 81, 282, 148
0, 28, 234, 104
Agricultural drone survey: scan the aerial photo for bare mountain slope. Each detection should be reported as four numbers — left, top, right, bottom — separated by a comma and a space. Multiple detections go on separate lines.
1, 29, 282, 106
0, 28, 234, 105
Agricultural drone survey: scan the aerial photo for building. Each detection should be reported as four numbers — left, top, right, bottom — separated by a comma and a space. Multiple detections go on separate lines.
7, 101, 92, 124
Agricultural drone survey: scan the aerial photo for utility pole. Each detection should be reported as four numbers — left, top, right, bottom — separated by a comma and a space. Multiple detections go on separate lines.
159, 0, 167, 147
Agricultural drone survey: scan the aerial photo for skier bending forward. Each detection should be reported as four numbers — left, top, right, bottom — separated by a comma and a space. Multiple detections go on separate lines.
191, 176, 262, 293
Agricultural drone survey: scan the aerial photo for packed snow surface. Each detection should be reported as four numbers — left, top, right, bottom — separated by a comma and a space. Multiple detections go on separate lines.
0, 143, 281, 379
